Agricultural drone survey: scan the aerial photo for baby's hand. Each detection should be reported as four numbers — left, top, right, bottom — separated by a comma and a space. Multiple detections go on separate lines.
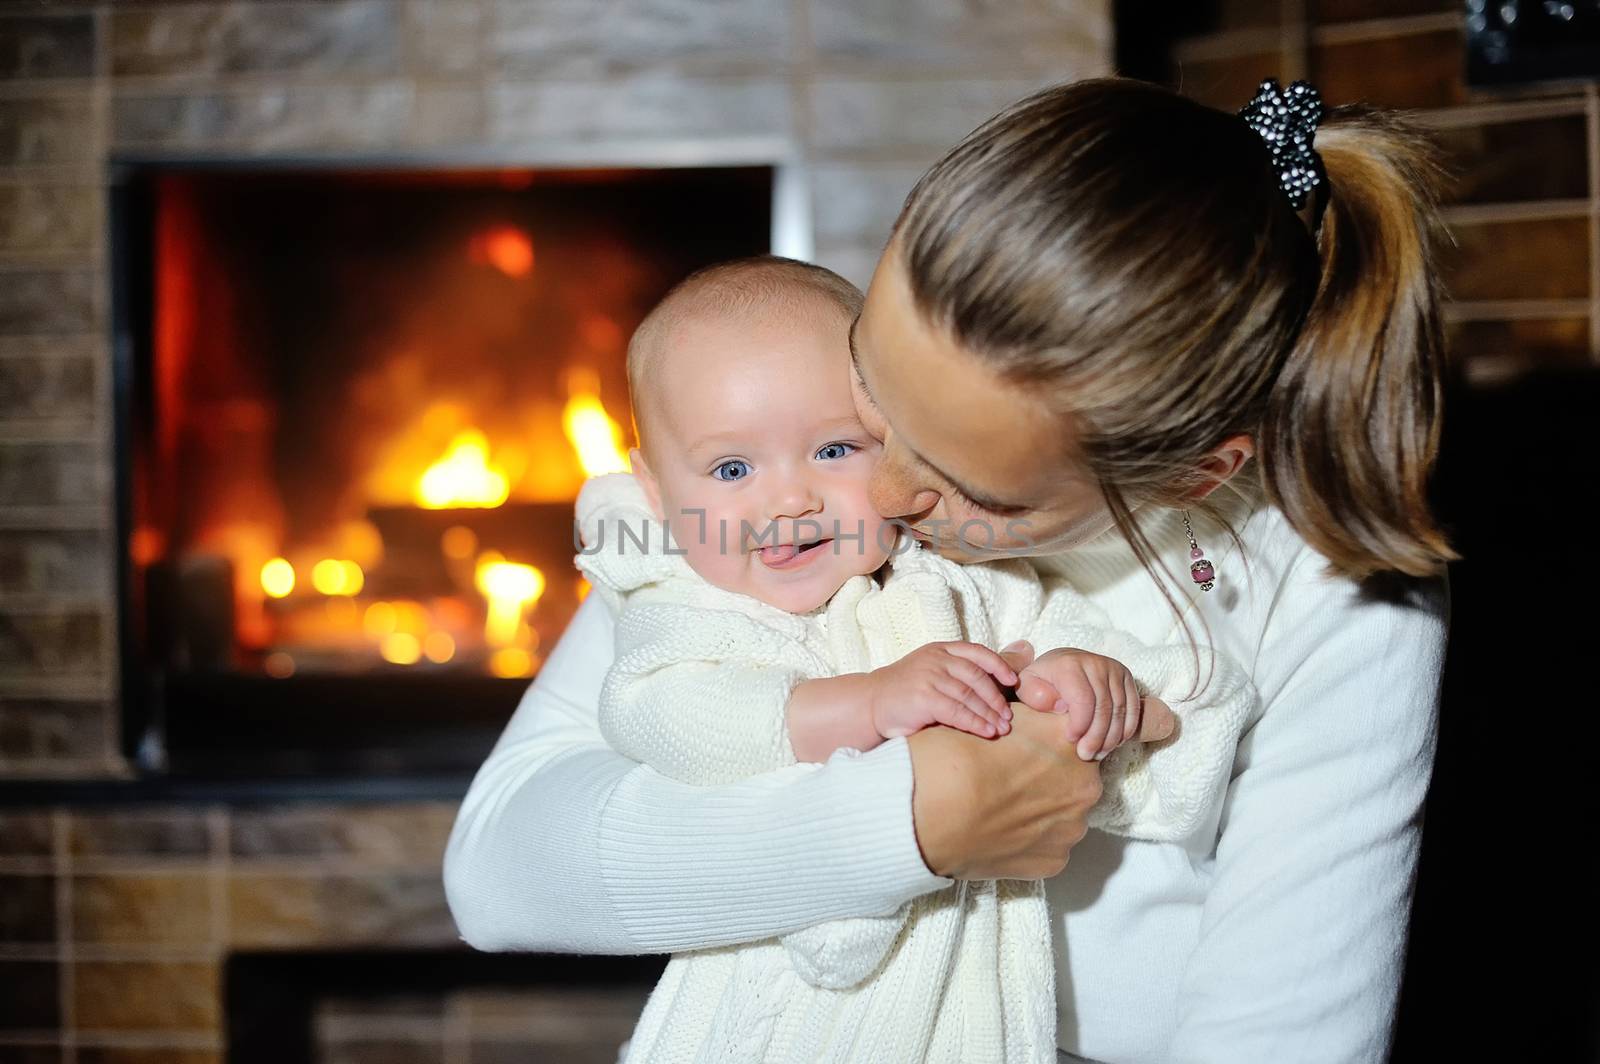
869, 641, 1017, 741
1017, 648, 1168, 761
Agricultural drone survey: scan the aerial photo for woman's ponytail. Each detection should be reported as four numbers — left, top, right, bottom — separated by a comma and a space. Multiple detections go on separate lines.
894, 80, 1457, 582
1259, 106, 1458, 580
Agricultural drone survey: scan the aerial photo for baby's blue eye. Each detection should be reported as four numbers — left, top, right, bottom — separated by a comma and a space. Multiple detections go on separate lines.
815, 442, 855, 461
712, 459, 751, 482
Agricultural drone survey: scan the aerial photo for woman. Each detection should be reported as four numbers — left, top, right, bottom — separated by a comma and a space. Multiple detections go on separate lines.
444, 78, 1449, 1063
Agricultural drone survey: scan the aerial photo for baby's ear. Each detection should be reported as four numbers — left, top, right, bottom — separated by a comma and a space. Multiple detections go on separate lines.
629, 447, 665, 519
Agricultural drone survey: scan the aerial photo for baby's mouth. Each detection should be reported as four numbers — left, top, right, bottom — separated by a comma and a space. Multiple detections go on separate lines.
757, 539, 831, 569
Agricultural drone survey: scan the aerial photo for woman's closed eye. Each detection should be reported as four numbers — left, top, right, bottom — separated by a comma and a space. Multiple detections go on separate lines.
948, 480, 1029, 519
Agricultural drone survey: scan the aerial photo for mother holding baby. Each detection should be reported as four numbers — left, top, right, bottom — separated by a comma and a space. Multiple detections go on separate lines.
444, 76, 1449, 1063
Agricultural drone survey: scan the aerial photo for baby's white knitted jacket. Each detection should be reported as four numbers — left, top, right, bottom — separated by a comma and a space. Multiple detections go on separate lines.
574, 474, 1257, 1064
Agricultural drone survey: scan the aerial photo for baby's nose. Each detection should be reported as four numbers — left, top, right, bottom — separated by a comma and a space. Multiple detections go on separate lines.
769, 476, 822, 520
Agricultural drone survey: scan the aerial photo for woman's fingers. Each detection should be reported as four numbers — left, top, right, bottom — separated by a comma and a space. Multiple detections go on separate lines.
998, 639, 1035, 675
906, 709, 1103, 880
1136, 696, 1176, 741
1015, 671, 1060, 714
1122, 674, 1144, 749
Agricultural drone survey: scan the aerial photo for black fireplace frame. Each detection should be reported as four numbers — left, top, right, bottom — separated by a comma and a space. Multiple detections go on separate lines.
108, 144, 807, 783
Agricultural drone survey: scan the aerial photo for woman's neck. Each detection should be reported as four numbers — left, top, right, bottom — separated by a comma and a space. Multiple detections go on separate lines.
1037, 477, 1263, 597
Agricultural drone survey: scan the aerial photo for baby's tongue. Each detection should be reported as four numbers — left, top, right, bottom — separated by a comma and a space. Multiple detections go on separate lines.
761, 543, 801, 563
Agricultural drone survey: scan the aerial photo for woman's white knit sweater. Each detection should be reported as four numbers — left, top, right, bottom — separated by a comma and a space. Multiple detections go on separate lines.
573, 474, 1256, 1064
444, 482, 1446, 1062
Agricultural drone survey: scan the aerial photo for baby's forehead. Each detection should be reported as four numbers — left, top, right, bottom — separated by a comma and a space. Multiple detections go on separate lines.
646, 296, 851, 388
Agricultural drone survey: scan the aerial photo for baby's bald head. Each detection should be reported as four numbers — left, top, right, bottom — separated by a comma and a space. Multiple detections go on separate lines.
627, 256, 864, 456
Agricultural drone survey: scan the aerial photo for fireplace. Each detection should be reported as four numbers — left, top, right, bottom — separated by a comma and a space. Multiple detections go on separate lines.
110, 158, 782, 779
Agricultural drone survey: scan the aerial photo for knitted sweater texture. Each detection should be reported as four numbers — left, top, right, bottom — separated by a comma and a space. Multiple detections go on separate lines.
572, 475, 1257, 1064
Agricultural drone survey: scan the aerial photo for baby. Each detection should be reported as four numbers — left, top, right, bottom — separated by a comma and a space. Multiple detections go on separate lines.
576, 256, 1256, 1063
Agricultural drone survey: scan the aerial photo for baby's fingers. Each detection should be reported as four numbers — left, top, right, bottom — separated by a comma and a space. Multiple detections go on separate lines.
1097, 667, 1131, 754
927, 693, 1004, 739
1075, 670, 1117, 762
1053, 671, 1098, 743
931, 678, 1007, 737
942, 641, 1019, 688
938, 654, 1011, 719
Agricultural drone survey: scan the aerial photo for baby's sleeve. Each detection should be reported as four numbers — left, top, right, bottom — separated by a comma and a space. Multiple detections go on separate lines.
1027, 577, 1258, 842
599, 595, 813, 786
605, 591, 910, 990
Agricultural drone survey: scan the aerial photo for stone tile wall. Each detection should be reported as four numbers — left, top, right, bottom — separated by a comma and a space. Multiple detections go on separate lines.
0, 0, 1110, 780
1169, 0, 1598, 383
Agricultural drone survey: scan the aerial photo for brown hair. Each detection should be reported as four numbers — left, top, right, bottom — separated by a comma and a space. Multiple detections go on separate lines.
628, 255, 863, 449
893, 77, 1456, 581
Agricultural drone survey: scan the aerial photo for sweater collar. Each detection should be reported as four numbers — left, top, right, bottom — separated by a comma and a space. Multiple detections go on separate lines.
1033, 476, 1262, 602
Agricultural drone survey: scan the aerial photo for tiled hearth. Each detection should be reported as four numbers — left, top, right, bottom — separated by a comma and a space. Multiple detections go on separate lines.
0, 801, 666, 1063
0, 1, 1109, 1059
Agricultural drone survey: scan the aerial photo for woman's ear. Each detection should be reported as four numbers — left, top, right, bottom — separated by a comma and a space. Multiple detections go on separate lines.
630, 447, 665, 518
1184, 433, 1256, 501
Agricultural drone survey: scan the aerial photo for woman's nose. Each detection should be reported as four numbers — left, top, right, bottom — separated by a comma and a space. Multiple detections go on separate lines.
869, 445, 940, 520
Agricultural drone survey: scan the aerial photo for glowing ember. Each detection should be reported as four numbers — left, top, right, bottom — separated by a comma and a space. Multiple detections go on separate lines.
475, 559, 546, 646
562, 393, 629, 478
473, 224, 535, 279
441, 525, 478, 560
311, 559, 364, 596
381, 631, 422, 665
489, 647, 535, 678
423, 631, 456, 663
261, 557, 296, 598
363, 601, 397, 637
416, 430, 511, 509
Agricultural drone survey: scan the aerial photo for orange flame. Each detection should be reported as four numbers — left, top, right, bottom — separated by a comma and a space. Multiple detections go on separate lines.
416, 430, 511, 509
475, 558, 546, 647
562, 386, 629, 478
473, 225, 535, 279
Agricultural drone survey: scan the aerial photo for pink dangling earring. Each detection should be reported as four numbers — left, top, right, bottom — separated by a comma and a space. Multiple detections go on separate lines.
1183, 511, 1216, 592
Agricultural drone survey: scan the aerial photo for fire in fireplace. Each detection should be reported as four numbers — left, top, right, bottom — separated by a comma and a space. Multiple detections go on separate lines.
111, 159, 781, 778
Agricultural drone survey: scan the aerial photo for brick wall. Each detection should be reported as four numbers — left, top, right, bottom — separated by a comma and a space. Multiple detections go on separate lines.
1167, 0, 1597, 384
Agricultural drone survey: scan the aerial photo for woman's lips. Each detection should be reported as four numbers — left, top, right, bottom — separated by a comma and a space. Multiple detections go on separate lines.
758, 539, 831, 570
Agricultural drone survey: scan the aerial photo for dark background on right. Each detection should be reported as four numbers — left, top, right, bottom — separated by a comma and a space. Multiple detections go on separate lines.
1118, 1, 1600, 1060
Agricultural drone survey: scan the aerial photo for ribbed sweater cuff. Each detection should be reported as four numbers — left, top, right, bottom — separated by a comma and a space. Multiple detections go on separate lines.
598, 736, 952, 953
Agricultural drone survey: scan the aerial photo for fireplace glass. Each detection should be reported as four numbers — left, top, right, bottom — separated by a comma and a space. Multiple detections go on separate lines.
112, 161, 774, 777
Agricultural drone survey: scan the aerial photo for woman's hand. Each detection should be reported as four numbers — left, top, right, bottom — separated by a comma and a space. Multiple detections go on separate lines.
907, 706, 1103, 879
906, 640, 1174, 880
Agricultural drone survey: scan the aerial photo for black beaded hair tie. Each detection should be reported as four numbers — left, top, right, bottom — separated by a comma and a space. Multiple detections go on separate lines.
1239, 78, 1326, 214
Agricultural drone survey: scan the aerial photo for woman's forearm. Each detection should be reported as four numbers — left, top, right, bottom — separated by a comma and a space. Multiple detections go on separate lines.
445, 739, 946, 953
442, 596, 949, 954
